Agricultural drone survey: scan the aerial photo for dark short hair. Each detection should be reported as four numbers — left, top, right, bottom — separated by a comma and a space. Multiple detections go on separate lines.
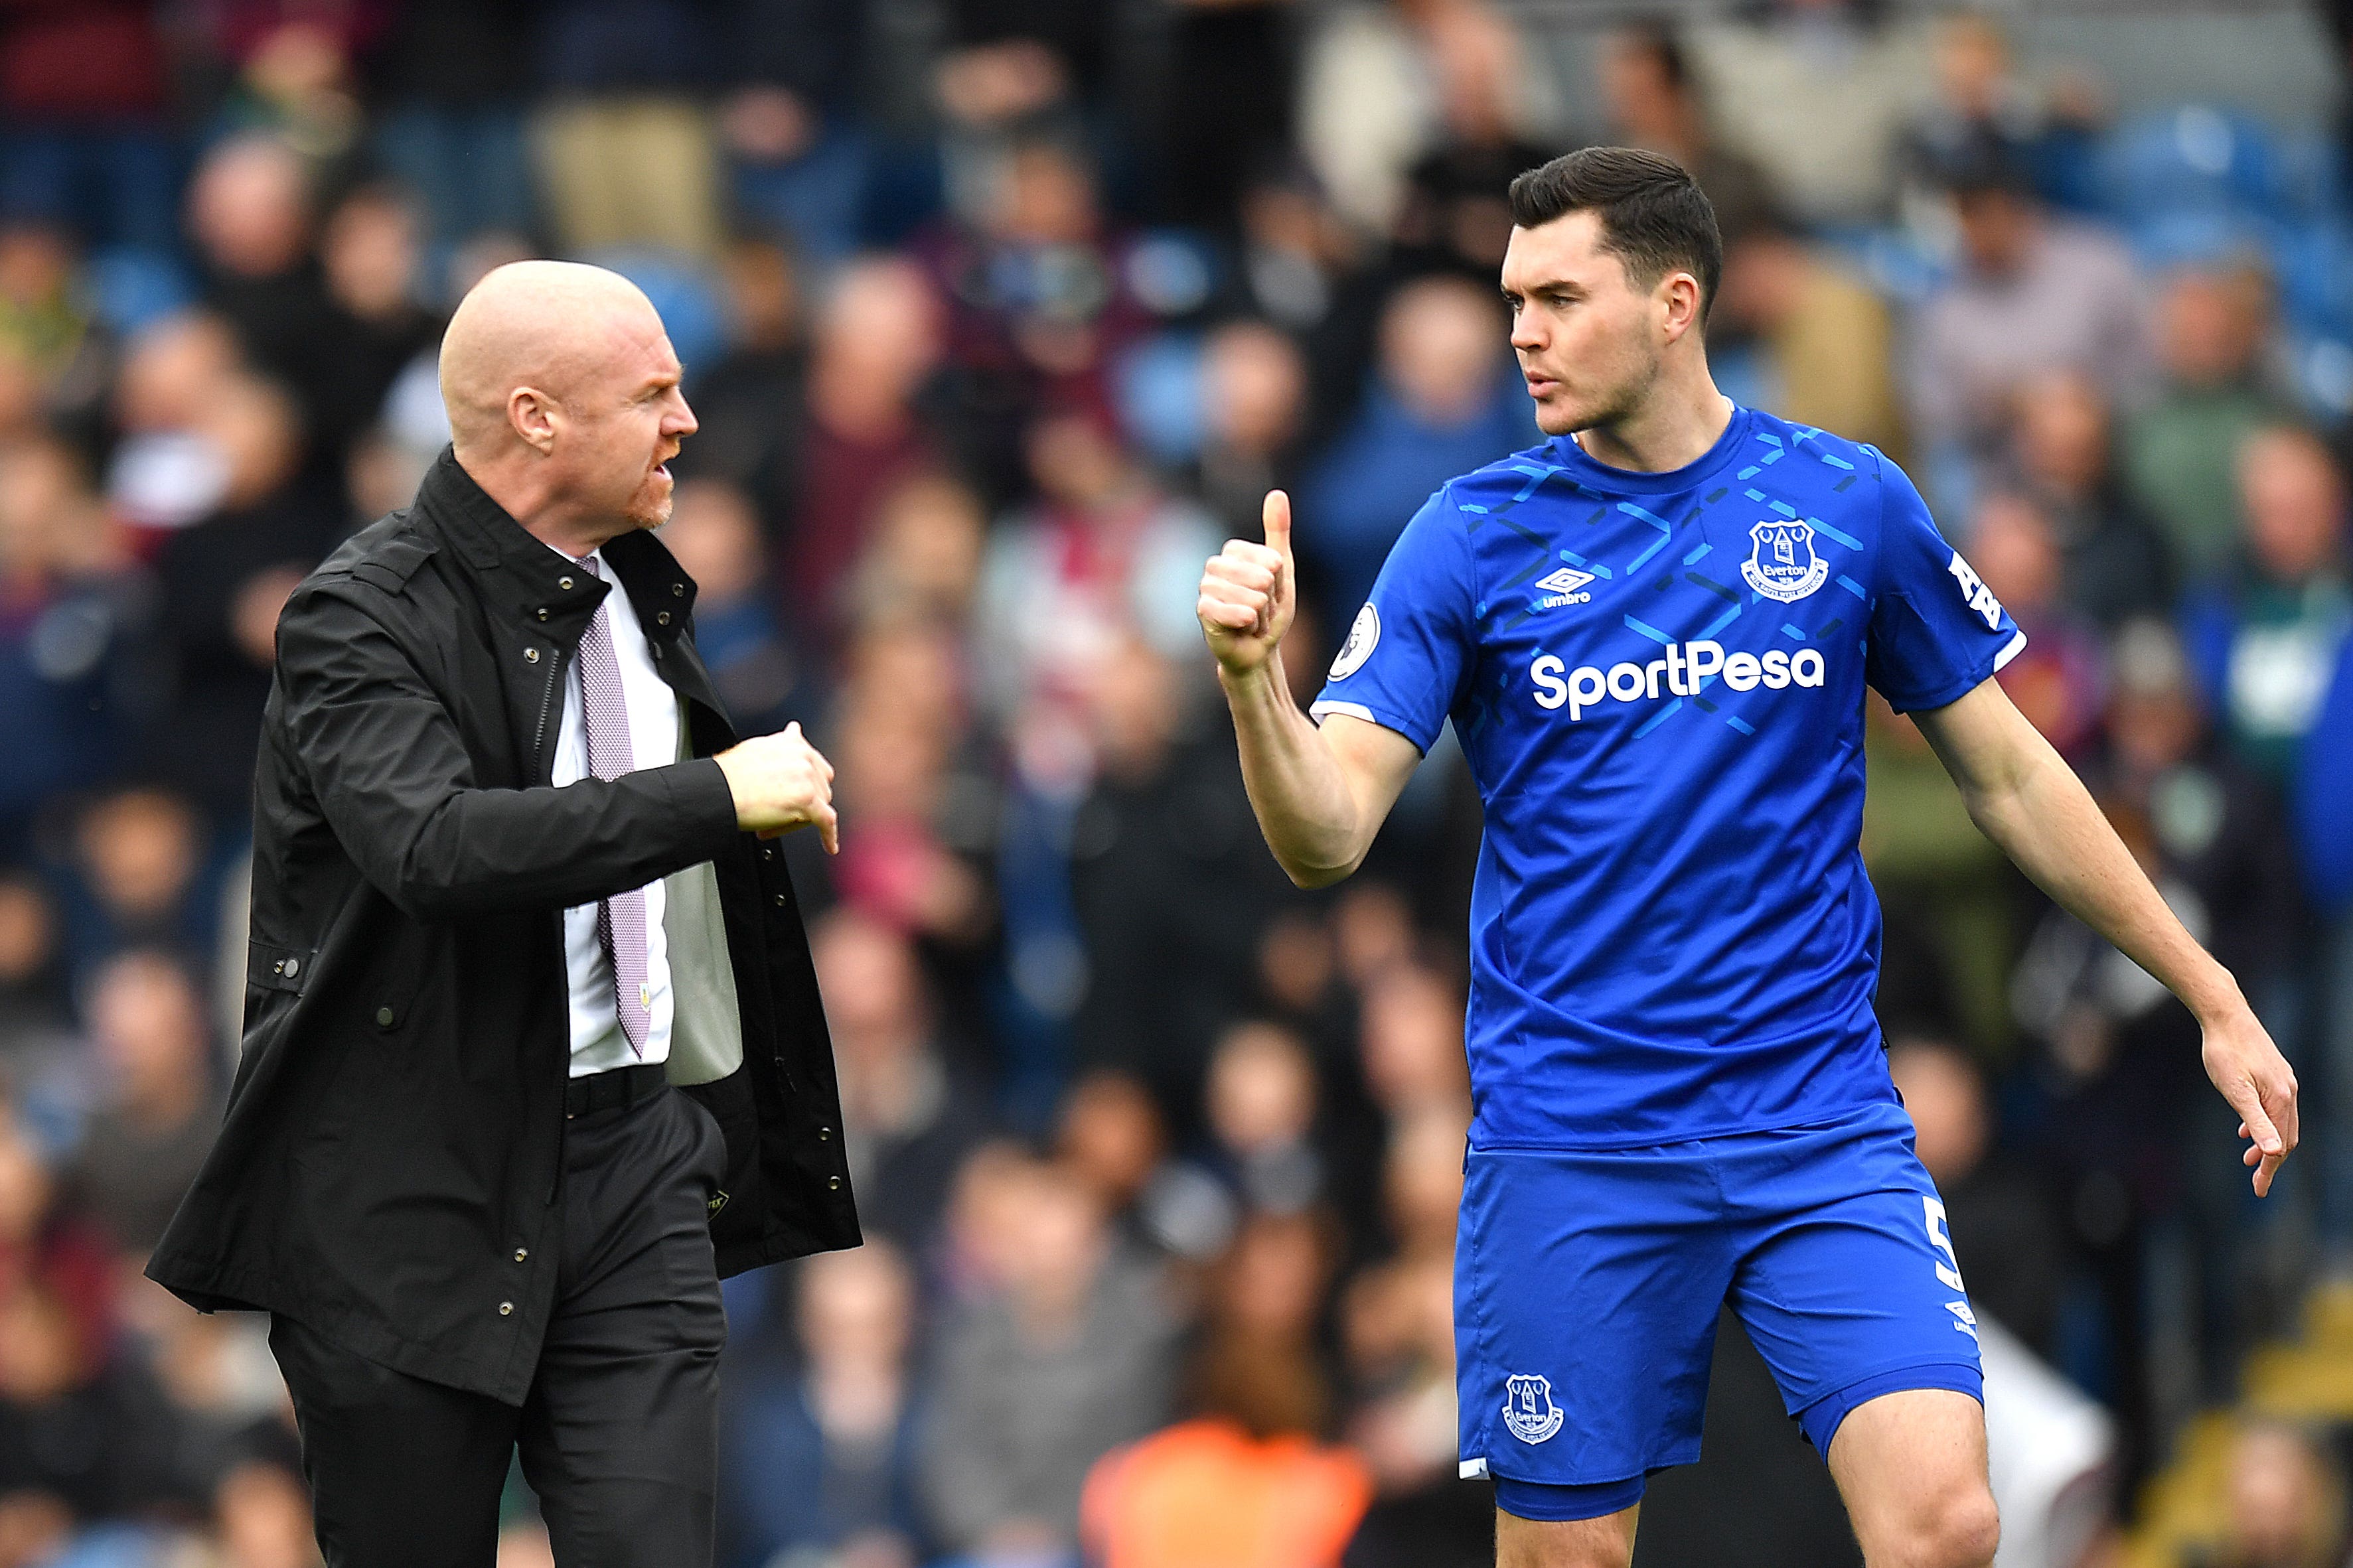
1507, 147, 1723, 322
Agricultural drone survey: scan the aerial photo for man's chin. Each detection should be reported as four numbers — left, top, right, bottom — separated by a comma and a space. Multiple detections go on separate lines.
1532, 401, 1586, 437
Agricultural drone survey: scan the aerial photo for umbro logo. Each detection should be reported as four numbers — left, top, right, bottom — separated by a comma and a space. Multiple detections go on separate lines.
1533, 566, 1594, 608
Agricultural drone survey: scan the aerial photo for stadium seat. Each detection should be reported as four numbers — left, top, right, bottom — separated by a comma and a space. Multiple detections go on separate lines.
2093, 105, 2283, 222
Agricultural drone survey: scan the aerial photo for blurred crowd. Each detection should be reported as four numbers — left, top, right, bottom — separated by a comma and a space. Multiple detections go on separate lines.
2, 1, 2353, 1566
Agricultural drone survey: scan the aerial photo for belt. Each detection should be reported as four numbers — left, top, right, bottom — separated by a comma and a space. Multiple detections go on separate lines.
564, 1061, 669, 1119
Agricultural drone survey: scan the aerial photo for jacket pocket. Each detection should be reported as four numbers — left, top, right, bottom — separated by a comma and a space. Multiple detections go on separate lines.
680, 1067, 765, 1251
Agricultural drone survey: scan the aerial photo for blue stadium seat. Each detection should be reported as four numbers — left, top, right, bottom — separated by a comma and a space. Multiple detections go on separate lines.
82, 246, 194, 338
583, 249, 727, 383
2094, 106, 2282, 222
2269, 220, 2353, 337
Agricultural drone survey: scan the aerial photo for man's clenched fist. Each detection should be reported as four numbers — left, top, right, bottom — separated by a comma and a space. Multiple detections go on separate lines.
714, 721, 838, 852
1198, 490, 1297, 676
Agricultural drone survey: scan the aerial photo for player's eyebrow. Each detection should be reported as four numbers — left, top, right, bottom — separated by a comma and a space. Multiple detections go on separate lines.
1503, 277, 1584, 301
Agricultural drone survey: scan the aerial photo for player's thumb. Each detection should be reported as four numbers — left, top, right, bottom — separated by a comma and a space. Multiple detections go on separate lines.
1262, 489, 1294, 567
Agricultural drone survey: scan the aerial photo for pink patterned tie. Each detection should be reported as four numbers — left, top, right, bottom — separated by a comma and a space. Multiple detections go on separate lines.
577, 557, 650, 1056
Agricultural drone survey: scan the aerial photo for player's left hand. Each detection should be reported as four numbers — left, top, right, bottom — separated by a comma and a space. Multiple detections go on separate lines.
2201, 1005, 2299, 1197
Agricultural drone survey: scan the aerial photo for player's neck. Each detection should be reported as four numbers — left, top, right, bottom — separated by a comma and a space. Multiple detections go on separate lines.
1572, 372, 1734, 476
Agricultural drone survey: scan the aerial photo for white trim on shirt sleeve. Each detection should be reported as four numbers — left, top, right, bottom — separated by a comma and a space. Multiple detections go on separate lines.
1308, 700, 1379, 727
1992, 629, 2028, 672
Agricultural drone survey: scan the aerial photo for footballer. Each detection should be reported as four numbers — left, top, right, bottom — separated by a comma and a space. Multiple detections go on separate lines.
1195, 147, 2298, 1568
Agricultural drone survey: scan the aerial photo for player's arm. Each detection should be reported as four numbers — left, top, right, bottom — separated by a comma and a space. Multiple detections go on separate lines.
1912, 676, 2299, 1195
1198, 491, 1421, 888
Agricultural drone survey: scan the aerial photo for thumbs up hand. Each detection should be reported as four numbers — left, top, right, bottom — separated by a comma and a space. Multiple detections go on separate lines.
1198, 490, 1298, 677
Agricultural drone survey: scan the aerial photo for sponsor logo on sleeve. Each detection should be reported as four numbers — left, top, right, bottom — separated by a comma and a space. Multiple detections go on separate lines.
1329, 603, 1380, 679
1945, 551, 2005, 630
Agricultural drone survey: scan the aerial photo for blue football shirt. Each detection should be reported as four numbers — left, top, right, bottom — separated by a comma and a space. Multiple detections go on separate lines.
1312, 405, 2024, 1149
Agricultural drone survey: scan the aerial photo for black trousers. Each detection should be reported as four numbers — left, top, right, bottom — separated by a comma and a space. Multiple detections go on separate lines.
270, 1086, 729, 1568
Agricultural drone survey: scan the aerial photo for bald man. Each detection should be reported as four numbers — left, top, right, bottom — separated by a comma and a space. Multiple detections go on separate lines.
151, 263, 862, 1568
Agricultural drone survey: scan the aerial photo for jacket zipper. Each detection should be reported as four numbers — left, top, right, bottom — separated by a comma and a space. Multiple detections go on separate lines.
530, 650, 562, 782
534, 644, 566, 1205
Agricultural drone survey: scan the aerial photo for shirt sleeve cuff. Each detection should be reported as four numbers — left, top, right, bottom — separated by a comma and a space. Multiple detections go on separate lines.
663, 756, 743, 861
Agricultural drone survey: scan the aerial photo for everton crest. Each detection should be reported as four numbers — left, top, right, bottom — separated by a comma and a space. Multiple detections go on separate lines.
1501, 1373, 1564, 1444
1740, 520, 1829, 603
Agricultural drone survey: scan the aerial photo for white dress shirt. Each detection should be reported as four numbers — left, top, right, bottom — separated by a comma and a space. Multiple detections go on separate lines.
550, 546, 678, 1076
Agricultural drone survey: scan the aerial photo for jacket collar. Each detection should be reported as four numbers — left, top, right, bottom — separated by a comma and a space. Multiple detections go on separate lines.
413, 447, 700, 633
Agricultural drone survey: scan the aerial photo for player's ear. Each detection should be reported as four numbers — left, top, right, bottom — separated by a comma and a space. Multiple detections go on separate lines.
1658, 271, 1703, 346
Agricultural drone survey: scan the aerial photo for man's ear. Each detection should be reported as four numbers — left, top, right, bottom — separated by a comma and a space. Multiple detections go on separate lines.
1658, 271, 1704, 346
509, 387, 560, 455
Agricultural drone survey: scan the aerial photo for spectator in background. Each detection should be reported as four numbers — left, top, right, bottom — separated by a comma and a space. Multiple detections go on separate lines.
846, 471, 989, 636
920, 1157, 1180, 1561
1080, 1212, 1371, 1568
977, 408, 1217, 789
1070, 638, 1291, 1114
64, 950, 221, 1259
0, 875, 69, 1047
528, 0, 726, 258
658, 478, 803, 735
186, 137, 340, 449
1296, 0, 1557, 241
1298, 275, 1533, 632
211, 1457, 320, 1568
1968, 492, 2107, 760
0, 0, 179, 253
0, 1275, 190, 1543
2303, 635, 2353, 1274
720, 1242, 928, 1568
1597, 26, 1783, 246
311, 185, 439, 473
1229, 168, 1367, 421
56, 789, 209, 979
673, 235, 805, 508
1897, 13, 2104, 215
1684, 0, 1937, 226
1384, 4, 1558, 289
789, 256, 948, 639
2007, 370, 2174, 628
2018, 620, 2301, 1422
365, 0, 538, 252
1056, 1070, 1235, 1263
2196, 1421, 2345, 1568
1908, 143, 2151, 471
828, 621, 998, 978
2182, 425, 2351, 788
146, 375, 326, 825
720, 0, 873, 265
813, 910, 992, 1265
1712, 222, 1906, 460
1191, 1021, 1326, 1218
2123, 265, 2295, 582
1862, 693, 2019, 1056
918, 136, 1150, 454
106, 312, 246, 535
0, 435, 143, 834
1887, 1036, 2066, 1353
1186, 319, 1310, 549
0, 222, 109, 444
1156, 0, 1296, 234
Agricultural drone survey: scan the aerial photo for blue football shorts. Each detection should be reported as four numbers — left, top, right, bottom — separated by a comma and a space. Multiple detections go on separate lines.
1453, 1100, 1985, 1523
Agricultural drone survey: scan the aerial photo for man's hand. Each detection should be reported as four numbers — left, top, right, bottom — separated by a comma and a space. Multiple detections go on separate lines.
713, 722, 838, 853
2202, 1003, 2300, 1197
1913, 679, 2305, 1198
1199, 490, 1297, 676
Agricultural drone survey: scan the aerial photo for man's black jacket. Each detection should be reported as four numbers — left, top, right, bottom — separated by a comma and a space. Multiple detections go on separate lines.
147, 451, 860, 1404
